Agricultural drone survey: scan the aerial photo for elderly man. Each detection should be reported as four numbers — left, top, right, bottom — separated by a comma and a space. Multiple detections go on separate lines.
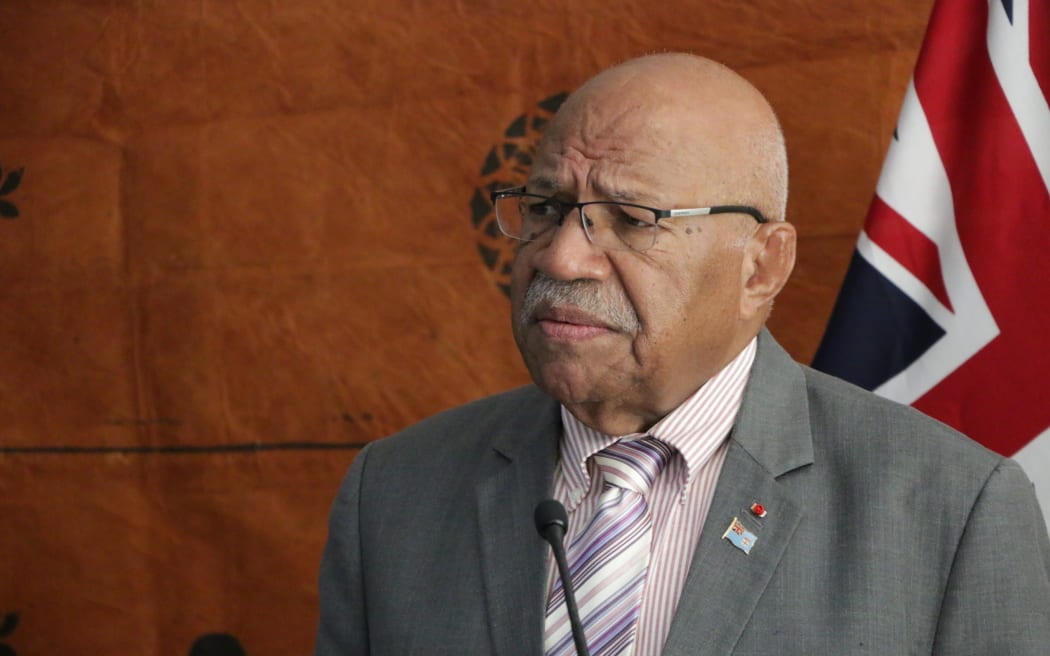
315, 53, 1050, 655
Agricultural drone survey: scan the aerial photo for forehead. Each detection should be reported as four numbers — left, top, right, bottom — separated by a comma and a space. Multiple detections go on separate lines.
529, 96, 704, 204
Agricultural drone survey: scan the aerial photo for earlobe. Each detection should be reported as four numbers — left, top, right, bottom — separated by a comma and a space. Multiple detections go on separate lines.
740, 222, 797, 321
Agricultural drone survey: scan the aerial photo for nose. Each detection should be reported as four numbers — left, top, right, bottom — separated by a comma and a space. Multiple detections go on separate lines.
527, 208, 612, 282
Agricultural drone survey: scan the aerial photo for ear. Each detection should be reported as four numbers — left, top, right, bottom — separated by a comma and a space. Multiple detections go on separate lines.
739, 221, 796, 321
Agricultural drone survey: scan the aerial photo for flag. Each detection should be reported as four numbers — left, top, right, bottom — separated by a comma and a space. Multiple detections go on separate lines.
722, 517, 759, 555
813, 0, 1050, 528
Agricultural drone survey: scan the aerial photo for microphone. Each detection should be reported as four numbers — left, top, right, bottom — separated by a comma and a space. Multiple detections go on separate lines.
534, 499, 590, 656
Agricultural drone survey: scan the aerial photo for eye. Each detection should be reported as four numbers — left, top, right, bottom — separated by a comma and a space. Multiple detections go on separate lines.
610, 204, 657, 229
522, 198, 562, 221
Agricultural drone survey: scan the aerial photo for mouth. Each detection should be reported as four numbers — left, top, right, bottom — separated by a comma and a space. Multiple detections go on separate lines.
532, 305, 619, 340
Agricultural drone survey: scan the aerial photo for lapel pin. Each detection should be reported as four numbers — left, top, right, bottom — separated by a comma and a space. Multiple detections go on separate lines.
722, 516, 758, 555
750, 502, 767, 518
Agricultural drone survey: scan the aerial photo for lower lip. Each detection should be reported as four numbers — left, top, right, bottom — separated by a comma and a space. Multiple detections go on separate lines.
536, 319, 613, 340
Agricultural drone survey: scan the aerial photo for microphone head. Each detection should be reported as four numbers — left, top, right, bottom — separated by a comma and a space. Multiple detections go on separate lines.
534, 499, 568, 541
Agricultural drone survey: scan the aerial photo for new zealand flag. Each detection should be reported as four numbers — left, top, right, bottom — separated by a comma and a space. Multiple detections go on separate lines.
813, 0, 1050, 525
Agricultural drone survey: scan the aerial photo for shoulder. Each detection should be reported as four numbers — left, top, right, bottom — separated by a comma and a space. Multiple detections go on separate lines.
793, 364, 1030, 525
801, 364, 1002, 468
740, 331, 1013, 490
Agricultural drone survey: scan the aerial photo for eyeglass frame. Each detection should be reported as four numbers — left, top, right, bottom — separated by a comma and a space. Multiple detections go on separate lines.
489, 185, 769, 250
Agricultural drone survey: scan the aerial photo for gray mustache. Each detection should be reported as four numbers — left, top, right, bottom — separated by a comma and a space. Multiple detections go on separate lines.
520, 273, 641, 334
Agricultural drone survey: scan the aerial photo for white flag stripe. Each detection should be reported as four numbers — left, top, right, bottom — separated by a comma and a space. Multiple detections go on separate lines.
875, 81, 956, 246
876, 82, 997, 336
867, 80, 999, 404
856, 231, 954, 327
988, 0, 1050, 193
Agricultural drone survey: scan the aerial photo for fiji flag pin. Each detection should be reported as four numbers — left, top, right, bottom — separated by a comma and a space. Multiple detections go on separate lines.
722, 516, 758, 555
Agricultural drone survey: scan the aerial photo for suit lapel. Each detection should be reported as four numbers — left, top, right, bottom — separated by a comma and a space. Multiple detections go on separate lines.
662, 443, 804, 654
663, 330, 813, 655
475, 389, 561, 656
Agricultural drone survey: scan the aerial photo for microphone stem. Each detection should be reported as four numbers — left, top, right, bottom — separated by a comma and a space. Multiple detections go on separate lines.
550, 532, 590, 656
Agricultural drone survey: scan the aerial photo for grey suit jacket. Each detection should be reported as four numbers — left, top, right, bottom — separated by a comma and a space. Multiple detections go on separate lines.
315, 330, 1050, 654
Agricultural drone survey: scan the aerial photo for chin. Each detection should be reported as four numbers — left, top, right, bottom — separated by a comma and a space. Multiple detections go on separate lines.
525, 357, 604, 406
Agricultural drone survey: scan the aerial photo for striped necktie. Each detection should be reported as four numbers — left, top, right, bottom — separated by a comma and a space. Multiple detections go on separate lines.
545, 436, 674, 656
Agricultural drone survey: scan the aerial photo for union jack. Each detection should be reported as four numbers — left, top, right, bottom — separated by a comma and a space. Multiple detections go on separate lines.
813, 0, 1050, 526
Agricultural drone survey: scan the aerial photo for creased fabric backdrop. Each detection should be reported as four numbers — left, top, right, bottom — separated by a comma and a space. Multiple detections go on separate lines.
0, 1, 931, 653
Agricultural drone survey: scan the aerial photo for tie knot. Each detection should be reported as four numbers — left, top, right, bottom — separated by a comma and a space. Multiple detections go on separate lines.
593, 437, 674, 495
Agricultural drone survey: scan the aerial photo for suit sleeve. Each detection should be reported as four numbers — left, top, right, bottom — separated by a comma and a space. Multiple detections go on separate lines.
314, 443, 372, 656
932, 460, 1050, 654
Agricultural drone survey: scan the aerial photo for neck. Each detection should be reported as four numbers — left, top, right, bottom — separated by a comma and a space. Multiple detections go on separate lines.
562, 330, 761, 437
563, 401, 661, 437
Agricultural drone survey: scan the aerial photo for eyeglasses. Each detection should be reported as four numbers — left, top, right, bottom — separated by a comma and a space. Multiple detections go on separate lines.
489, 186, 768, 252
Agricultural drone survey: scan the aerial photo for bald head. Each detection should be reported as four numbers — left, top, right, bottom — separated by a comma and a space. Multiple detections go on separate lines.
512, 53, 797, 434
540, 53, 788, 222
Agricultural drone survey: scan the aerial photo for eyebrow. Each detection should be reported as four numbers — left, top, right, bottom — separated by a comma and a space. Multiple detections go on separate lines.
526, 176, 559, 193
604, 188, 649, 204
525, 177, 652, 205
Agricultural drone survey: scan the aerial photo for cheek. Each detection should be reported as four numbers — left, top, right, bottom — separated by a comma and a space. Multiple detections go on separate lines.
619, 281, 687, 366
638, 256, 741, 345
509, 254, 533, 312
620, 260, 701, 332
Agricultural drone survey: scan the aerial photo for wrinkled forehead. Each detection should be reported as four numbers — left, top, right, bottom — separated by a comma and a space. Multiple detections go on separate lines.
528, 93, 727, 205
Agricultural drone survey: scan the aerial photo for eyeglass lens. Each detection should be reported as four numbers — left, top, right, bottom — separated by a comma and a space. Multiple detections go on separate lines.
495, 195, 658, 252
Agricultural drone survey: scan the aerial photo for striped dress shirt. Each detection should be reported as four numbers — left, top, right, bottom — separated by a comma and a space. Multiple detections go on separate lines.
545, 337, 757, 656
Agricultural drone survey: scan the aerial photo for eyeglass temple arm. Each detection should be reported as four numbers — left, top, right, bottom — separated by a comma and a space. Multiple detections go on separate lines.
665, 205, 769, 224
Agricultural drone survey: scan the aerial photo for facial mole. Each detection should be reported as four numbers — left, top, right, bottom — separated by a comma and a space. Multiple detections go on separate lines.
685, 227, 694, 235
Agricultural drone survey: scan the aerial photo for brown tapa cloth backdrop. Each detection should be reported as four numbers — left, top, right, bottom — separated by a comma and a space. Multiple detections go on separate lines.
0, 1, 931, 653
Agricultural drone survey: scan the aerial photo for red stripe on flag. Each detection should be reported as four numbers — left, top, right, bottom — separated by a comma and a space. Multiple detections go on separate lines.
911, 0, 1050, 455
1032, 0, 1050, 102
864, 195, 953, 312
